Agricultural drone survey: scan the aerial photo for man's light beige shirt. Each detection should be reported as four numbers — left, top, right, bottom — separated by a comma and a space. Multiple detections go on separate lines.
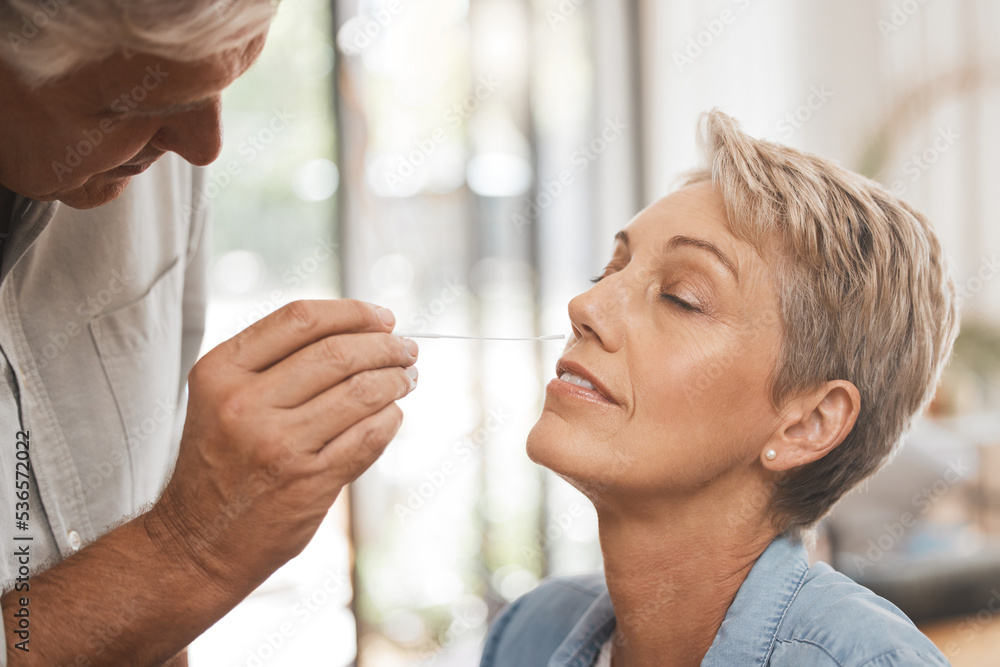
0, 155, 209, 659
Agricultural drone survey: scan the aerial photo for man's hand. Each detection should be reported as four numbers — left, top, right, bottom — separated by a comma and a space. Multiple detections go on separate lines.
3, 299, 417, 666
147, 299, 418, 588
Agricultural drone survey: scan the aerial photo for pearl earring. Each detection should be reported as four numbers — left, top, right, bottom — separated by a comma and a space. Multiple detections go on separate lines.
765, 449, 777, 461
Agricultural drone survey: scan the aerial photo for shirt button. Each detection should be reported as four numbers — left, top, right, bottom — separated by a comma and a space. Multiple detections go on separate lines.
67, 530, 82, 551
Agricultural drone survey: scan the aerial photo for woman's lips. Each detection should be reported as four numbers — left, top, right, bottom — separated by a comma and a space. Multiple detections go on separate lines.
547, 376, 618, 407
550, 359, 619, 406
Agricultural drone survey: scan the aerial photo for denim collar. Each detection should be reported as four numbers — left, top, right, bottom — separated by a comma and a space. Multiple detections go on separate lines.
548, 587, 617, 667
546, 535, 809, 667
701, 534, 810, 666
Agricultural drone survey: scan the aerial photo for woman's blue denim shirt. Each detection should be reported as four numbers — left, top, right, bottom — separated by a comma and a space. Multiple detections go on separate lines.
481, 534, 951, 666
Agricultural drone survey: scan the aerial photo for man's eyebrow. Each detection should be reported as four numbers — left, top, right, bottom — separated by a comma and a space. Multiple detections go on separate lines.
667, 235, 739, 282
614, 230, 629, 248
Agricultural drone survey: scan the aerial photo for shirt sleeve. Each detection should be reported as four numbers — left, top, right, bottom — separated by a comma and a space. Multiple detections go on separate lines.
858, 648, 952, 667
479, 595, 527, 667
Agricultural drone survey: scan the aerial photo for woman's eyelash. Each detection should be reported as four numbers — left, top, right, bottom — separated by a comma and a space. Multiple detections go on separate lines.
591, 275, 702, 314
661, 293, 702, 313
590, 268, 618, 283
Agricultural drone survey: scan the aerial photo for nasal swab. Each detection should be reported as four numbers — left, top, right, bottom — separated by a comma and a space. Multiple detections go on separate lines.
394, 332, 565, 341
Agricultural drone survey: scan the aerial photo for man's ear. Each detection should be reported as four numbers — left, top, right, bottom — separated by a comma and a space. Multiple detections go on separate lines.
761, 380, 861, 471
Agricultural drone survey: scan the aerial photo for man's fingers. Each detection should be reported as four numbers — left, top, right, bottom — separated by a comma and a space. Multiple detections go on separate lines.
226, 300, 396, 372
261, 332, 417, 407
292, 366, 416, 448
314, 401, 405, 486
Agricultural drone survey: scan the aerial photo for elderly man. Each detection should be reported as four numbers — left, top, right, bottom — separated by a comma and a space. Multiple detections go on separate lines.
0, 1, 419, 665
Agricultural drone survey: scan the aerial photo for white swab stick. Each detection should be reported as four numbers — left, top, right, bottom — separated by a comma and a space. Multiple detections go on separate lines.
394, 332, 565, 341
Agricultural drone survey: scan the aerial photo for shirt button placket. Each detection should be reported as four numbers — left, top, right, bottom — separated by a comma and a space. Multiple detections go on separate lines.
67, 529, 82, 552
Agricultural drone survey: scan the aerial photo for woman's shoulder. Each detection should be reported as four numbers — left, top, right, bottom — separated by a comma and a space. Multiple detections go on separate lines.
771, 561, 951, 666
480, 573, 611, 667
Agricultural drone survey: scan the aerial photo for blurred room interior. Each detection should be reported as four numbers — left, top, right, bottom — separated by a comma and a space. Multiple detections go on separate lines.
186, 0, 1000, 665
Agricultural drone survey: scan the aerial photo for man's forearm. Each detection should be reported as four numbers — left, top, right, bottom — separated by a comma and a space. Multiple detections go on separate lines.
2, 507, 247, 666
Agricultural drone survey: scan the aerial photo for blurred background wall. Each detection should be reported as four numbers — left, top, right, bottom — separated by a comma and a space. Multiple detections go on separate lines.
186, 0, 1000, 665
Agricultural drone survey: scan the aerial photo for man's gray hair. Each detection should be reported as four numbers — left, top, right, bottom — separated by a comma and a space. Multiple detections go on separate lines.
0, 0, 278, 86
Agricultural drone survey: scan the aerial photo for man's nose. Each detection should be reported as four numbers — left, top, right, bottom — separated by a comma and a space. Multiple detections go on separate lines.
150, 98, 224, 167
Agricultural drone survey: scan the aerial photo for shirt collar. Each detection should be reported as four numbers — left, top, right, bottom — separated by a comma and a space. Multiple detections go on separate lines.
701, 534, 810, 666
545, 534, 810, 667
0, 197, 59, 286
548, 587, 617, 667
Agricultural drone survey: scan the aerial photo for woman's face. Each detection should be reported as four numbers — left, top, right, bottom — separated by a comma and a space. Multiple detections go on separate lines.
527, 181, 786, 500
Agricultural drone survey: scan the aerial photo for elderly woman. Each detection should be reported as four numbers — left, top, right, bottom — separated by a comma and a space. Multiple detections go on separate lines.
481, 110, 957, 667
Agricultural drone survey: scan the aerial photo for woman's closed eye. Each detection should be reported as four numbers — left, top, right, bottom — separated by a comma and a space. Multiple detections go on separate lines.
660, 292, 702, 313
590, 271, 704, 314
590, 265, 623, 284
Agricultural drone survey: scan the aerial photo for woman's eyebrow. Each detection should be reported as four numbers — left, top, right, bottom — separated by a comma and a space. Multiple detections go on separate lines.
613, 230, 738, 282
666, 235, 740, 283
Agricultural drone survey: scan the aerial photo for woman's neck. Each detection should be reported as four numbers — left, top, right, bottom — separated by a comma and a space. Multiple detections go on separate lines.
597, 482, 777, 667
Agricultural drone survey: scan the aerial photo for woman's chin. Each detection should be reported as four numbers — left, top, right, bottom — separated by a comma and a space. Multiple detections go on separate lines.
526, 412, 588, 478
525, 412, 560, 463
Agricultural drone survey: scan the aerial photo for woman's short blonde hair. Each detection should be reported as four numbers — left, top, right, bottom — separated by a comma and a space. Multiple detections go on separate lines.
683, 109, 959, 537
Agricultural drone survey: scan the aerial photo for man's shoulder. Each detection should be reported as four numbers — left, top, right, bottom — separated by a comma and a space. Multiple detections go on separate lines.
772, 562, 950, 666
480, 573, 607, 667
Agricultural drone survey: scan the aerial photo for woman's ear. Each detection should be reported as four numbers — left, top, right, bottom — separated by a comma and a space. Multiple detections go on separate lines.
761, 380, 861, 471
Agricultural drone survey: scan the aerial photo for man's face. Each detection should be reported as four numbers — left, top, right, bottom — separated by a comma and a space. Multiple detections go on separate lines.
0, 33, 266, 209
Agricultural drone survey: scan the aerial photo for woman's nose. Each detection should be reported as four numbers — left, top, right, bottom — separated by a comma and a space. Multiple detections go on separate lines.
567, 275, 626, 352
149, 98, 224, 167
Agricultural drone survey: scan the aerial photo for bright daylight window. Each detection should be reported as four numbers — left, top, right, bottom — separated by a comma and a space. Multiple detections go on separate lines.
188, 0, 612, 665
